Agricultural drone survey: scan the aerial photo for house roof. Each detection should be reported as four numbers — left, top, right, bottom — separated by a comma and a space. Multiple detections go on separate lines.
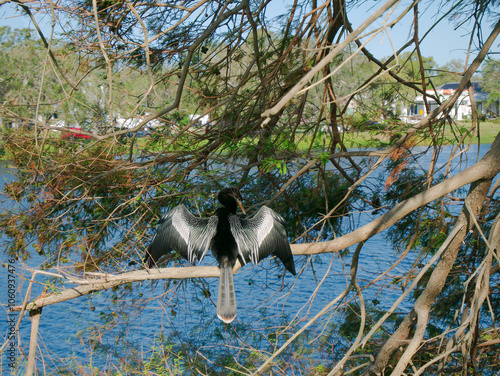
437, 81, 483, 92
436, 81, 488, 102
414, 81, 491, 104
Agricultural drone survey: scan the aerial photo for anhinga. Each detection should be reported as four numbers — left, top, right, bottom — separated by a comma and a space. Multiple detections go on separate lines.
145, 188, 296, 323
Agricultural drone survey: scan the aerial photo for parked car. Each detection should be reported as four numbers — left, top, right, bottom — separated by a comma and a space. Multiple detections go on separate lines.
61, 127, 92, 140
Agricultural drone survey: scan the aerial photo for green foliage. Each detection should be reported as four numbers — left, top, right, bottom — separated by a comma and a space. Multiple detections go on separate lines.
262, 157, 288, 175
481, 58, 500, 105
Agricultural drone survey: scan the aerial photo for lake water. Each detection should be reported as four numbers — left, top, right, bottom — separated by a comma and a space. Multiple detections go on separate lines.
0, 143, 495, 374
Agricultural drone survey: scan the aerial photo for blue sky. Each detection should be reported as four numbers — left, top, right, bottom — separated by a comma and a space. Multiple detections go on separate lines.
0, 1, 497, 67
344, 1, 498, 67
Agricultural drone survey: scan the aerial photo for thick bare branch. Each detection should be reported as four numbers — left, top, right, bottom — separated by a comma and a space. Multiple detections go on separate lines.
293, 132, 500, 256
10, 134, 500, 315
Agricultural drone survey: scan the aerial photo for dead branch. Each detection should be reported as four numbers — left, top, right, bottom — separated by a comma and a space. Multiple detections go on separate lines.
25, 308, 42, 376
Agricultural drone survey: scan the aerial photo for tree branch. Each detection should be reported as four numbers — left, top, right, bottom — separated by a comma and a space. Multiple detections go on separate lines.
261, 0, 400, 124
25, 308, 42, 376
10, 133, 500, 314
363, 140, 500, 375
292, 131, 500, 256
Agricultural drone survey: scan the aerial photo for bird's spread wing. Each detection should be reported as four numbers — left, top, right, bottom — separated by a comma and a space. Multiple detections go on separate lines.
145, 204, 218, 267
229, 206, 296, 275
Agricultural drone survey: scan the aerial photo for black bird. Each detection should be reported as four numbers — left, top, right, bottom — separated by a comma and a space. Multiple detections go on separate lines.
145, 187, 296, 323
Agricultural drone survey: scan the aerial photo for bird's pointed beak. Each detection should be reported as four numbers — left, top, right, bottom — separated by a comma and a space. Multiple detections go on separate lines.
237, 199, 246, 215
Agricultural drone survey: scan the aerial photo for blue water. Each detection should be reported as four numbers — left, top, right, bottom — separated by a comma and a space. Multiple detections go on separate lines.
0, 143, 495, 374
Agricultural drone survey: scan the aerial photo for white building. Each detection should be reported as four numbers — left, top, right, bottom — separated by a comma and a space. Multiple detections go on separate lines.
188, 114, 210, 126
404, 82, 498, 123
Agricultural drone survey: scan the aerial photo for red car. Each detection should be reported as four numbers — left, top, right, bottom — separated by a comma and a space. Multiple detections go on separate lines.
61, 127, 92, 140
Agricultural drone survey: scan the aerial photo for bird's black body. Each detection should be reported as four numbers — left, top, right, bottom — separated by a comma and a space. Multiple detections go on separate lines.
145, 188, 296, 323
212, 206, 238, 265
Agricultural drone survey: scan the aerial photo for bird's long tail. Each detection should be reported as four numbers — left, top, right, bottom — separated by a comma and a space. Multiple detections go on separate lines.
217, 257, 236, 323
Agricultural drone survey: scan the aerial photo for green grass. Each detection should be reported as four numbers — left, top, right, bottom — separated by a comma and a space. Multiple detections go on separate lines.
337, 121, 499, 149
423, 121, 499, 146
467, 121, 499, 144
1, 121, 497, 162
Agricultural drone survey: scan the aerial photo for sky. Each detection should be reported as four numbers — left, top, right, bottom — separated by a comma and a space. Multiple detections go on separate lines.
344, 1, 498, 66
0, 1, 498, 67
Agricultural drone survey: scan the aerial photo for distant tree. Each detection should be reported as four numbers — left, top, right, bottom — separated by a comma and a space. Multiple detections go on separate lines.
433, 58, 467, 86
0, 26, 54, 120
481, 57, 500, 105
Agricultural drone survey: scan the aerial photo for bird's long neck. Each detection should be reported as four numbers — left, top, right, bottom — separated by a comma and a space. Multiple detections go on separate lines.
219, 201, 237, 214
216, 205, 235, 216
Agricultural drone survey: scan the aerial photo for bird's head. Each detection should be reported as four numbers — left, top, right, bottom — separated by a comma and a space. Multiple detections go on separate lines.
218, 188, 245, 214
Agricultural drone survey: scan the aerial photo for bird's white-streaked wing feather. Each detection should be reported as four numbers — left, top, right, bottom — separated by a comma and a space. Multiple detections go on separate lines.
187, 215, 218, 263
228, 216, 257, 264
170, 206, 192, 246
148, 204, 217, 265
229, 206, 285, 265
